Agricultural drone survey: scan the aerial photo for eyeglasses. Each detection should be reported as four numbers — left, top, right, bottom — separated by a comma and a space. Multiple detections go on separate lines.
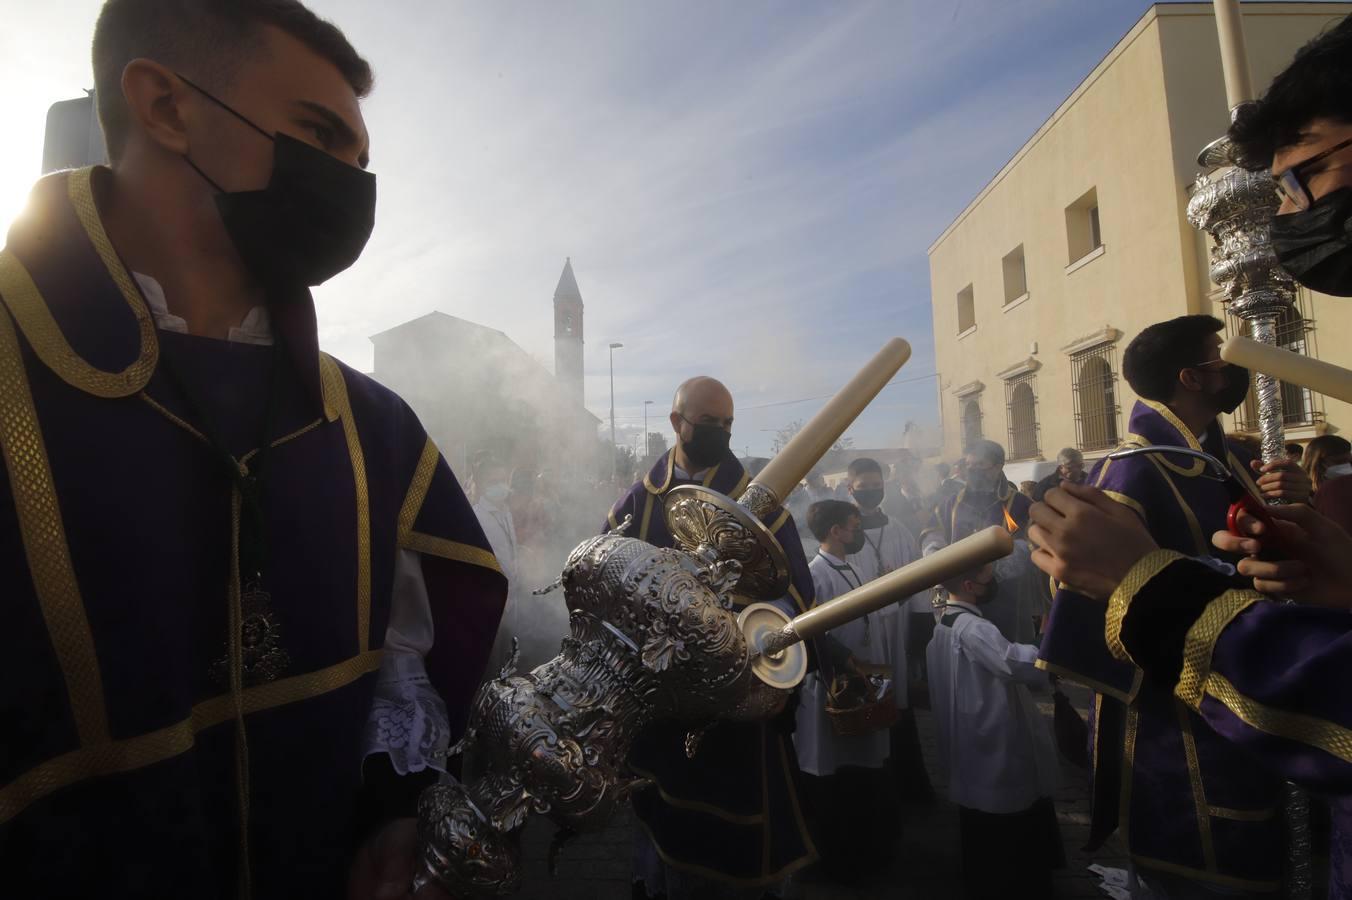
1189, 358, 1230, 371
1272, 135, 1352, 212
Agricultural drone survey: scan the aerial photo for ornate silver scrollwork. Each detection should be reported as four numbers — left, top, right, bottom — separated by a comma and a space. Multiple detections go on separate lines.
415, 515, 801, 897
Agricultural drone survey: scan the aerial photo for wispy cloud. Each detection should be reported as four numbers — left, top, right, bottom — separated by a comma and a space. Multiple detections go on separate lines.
4, 0, 1158, 456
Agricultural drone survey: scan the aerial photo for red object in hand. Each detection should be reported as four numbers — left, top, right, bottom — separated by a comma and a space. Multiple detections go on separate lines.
1227, 493, 1286, 558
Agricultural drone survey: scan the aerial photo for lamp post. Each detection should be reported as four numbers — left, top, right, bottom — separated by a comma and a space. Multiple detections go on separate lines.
643, 400, 654, 463
609, 342, 623, 479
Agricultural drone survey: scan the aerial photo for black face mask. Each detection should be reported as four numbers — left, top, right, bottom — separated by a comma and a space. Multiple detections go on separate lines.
681, 422, 731, 469
973, 577, 999, 604
179, 75, 376, 290
1271, 187, 1352, 297
843, 530, 867, 556
1210, 364, 1251, 415
852, 488, 884, 510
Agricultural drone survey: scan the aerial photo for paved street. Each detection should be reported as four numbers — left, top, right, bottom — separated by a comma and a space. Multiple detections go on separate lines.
513, 682, 1127, 899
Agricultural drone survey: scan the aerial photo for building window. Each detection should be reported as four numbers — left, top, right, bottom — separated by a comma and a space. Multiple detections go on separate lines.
1229, 294, 1324, 431
1002, 245, 1027, 305
1065, 187, 1102, 264
957, 284, 975, 333
1004, 374, 1039, 460
961, 396, 983, 450
1070, 342, 1120, 451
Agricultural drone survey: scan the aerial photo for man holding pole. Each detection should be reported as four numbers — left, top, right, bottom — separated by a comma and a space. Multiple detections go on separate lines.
605, 376, 819, 899
1029, 12, 1352, 897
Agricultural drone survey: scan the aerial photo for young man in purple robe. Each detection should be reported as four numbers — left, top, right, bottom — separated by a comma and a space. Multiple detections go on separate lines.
1031, 15, 1352, 898
0, 3, 505, 897
605, 376, 819, 899
1036, 316, 1309, 896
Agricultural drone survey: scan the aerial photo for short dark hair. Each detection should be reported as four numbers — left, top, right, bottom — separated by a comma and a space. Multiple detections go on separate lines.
964, 439, 1005, 470
1229, 15, 1352, 170
847, 457, 883, 479
93, 0, 373, 161
1285, 441, 1304, 458
807, 500, 858, 542
1122, 315, 1224, 402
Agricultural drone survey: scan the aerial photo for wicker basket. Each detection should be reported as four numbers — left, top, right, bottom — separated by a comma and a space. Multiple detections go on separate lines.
825, 674, 899, 737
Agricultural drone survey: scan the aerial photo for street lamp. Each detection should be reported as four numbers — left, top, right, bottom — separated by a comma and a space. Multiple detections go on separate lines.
643, 400, 654, 462
609, 342, 623, 479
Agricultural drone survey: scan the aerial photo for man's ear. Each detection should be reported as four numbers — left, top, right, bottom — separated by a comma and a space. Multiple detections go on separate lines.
669, 411, 683, 435
1178, 366, 1204, 393
120, 58, 192, 157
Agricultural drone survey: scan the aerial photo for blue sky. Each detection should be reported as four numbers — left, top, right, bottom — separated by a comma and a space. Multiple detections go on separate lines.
2, 1, 1177, 456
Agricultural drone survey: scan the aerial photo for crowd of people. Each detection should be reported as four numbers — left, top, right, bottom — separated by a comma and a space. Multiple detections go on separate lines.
5, 2, 1352, 900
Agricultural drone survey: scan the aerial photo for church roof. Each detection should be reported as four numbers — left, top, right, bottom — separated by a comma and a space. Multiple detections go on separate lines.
553, 257, 583, 304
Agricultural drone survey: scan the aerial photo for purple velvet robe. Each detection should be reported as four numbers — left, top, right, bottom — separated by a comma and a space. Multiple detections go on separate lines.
1038, 400, 1284, 892
1111, 553, 1352, 898
603, 449, 819, 886
0, 168, 506, 898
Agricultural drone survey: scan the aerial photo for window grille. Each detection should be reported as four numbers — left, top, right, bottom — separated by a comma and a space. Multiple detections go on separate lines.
1227, 293, 1324, 431
1071, 343, 1120, 451
1004, 373, 1040, 461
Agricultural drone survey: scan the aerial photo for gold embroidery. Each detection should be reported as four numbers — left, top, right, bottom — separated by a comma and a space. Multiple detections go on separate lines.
1105, 549, 1185, 664
1176, 589, 1263, 710
0, 649, 382, 826
1101, 490, 1147, 521
768, 509, 790, 533
1120, 704, 1139, 837
788, 584, 808, 615
731, 471, 751, 499
319, 355, 372, 652
638, 493, 655, 542
629, 765, 765, 824
1034, 658, 1142, 705
644, 452, 677, 495
1129, 854, 1280, 893
1176, 703, 1216, 871
0, 307, 110, 747
0, 170, 158, 397
1206, 672, 1352, 764
398, 436, 440, 542
1208, 805, 1278, 822
403, 531, 504, 576
1143, 454, 1207, 554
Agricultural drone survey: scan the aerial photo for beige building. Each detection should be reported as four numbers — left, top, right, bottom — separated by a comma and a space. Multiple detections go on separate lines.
927, 2, 1352, 482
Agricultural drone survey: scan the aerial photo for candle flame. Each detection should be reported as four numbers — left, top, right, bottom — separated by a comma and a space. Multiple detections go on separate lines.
1003, 506, 1019, 534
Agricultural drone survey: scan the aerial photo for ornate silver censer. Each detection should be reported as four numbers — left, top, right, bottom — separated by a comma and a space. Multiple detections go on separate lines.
410, 339, 1016, 897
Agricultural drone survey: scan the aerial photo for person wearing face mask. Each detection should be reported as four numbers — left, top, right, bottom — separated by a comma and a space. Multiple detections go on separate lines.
921, 439, 1037, 644
842, 458, 933, 805
0, 3, 507, 898
1036, 315, 1313, 898
926, 563, 1062, 900
1024, 20, 1352, 897
793, 500, 899, 887
604, 376, 819, 900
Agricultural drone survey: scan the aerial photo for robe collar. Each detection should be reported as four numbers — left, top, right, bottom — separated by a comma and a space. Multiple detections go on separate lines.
642, 448, 748, 498
0, 167, 333, 421
1126, 400, 1229, 479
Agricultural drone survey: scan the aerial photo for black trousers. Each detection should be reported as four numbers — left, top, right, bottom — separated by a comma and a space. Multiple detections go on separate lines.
957, 797, 1065, 900
799, 766, 900, 886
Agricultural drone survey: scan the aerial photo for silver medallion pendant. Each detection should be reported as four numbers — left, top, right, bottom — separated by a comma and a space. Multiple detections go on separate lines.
211, 582, 291, 687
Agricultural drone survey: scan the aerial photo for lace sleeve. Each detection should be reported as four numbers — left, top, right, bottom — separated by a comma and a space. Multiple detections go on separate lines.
363, 548, 452, 775
364, 649, 452, 776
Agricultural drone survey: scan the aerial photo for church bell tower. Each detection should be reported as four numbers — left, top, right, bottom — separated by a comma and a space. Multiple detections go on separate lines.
553, 258, 585, 409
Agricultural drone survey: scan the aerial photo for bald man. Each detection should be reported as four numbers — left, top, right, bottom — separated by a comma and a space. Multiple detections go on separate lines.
605, 376, 819, 899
